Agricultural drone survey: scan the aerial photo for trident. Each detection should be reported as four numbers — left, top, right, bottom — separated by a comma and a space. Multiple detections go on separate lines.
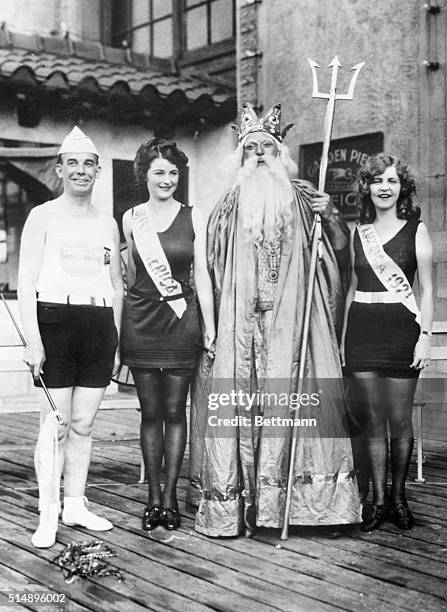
281, 56, 364, 541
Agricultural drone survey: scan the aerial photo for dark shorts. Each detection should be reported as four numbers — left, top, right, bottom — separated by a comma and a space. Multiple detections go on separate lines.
37, 301, 118, 389
131, 366, 194, 378
344, 366, 420, 379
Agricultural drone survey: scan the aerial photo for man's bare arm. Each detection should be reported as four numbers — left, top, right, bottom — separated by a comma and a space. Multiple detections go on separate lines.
17, 205, 47, 379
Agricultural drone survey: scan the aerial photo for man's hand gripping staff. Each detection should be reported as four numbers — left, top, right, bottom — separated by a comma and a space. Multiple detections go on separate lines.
1, 293, 64, 424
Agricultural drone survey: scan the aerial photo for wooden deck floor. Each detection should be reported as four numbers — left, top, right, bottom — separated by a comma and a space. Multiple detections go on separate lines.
0, 403, 446, 612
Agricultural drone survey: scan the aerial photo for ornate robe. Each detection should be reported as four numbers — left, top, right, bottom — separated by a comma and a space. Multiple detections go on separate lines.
189, 180, 361, 536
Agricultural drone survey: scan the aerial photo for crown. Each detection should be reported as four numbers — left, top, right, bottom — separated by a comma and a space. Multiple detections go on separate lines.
232, 102, 293, 143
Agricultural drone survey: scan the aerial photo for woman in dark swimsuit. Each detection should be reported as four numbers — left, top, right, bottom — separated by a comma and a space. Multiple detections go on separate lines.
121, 139, 215, 531
343, 154, 433, 531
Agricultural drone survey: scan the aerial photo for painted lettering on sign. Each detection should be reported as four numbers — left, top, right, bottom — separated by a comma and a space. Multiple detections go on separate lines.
300, 132, 384, 219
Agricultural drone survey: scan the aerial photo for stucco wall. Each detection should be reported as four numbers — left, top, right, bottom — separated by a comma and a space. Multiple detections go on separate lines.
0, 0, 102, 39
0, 0, 59, 35
186, 125, 237, 215
258, 0, 420, 168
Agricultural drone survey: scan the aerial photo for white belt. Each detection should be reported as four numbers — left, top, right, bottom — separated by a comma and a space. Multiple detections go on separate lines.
37, 293, 113, 307
354, 290, 401, 304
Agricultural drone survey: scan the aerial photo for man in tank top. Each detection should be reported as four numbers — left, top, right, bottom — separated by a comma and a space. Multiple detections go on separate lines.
190, 103, 361, 537
18, 126, 123, 548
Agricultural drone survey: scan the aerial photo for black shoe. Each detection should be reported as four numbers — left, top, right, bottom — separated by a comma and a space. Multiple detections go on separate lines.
161, 506, 181, 530
361, 504, 386, 532
142, 505, 162, 531
391, 502, 414, 530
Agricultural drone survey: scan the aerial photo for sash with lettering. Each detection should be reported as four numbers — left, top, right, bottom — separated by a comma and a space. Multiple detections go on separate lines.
357, 223, 421, 324
132, 204, 186, 318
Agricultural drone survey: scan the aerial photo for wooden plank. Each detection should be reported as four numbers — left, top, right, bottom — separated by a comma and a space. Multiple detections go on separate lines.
0, 533, 151, 612
0, 492, 336, 610
0, 514, 212, 612
0, 493, 319, 612
300, 526, 447, 573
2, 411, 139, 445
0, 459, 32, 486
81, 485, 447, 612
3, 443, 447, 554
403, 488, 447, 510
3, 427, 446, 526
72, 496, 383, 611
0, 498, 440, 612
61, 478, 447, 608
91, 468, 447, 544
407, 482, 447, 500
0, 422, 37, 445
0, 563, 90, 611
2, 470, 420, 612
0, 593, 29, 612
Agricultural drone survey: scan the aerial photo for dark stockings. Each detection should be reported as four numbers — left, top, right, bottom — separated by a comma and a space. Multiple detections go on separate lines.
346, 383, 371, 501
350, 372, 417, 506
387, 377, 417, 504
132, 368, 191, 509
162, 372, 190, 508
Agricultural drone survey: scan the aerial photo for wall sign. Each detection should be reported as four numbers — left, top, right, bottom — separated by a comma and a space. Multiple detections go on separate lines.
299, 132, 384, 219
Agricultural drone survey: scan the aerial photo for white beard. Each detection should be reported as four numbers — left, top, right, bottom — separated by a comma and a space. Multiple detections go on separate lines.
235, 156, 294, 245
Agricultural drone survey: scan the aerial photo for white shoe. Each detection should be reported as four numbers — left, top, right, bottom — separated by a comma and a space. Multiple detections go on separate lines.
62, 496, 113, 531
31, 503, 59, 548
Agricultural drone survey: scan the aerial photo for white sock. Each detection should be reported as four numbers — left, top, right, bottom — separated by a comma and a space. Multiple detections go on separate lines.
63, 496, 86, 512
31, 503, 59, 548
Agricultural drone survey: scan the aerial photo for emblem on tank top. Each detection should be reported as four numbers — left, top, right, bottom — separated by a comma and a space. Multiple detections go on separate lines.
60, 243, 103, 278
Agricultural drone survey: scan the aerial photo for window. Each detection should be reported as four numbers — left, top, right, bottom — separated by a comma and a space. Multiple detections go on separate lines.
132, 0, 173, 57
185, 0, 235, 51
110, 0, 235, 60
111, 0, 173, 58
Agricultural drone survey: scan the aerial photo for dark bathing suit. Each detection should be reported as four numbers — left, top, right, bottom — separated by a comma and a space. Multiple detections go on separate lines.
121, 204, 202, 370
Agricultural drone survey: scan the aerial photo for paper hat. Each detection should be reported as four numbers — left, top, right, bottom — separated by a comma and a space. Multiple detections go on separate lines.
58, 126, 99, 157
232, 102, 294, 143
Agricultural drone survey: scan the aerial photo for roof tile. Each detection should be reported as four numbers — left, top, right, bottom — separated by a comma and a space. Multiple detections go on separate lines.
0, 43, 236, 125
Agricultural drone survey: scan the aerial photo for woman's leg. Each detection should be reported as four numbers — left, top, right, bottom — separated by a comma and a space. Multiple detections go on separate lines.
161, 369, 192, 509
132, 368, 163, 507
384, 376, 418, 505
346, 379, 371, 502
349, 372, 388, 506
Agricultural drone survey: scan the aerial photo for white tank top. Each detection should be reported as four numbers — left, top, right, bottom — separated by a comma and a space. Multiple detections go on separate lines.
37, 203, 115, 299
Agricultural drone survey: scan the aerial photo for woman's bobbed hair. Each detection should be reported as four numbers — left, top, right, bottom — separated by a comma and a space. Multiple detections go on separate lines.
355, 153, 420, 223
134, 137, 188, 185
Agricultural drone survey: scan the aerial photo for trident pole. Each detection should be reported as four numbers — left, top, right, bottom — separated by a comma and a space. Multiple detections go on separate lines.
0, 293, 64, 424
281, 56, 364, 541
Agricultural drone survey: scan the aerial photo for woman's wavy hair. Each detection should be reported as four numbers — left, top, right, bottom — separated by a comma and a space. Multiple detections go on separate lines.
356, 153, 420, 223
134, 137, 188, 185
